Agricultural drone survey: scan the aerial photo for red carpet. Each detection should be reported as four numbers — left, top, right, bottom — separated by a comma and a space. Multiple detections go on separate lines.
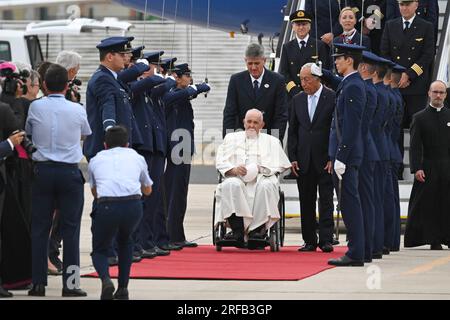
85, 245, 347, 281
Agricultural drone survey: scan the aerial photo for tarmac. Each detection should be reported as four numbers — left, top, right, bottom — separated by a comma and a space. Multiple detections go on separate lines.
7, 184, 450, 301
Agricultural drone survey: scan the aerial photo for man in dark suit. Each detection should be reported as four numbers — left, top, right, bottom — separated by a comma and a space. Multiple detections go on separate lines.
279, 10, 330, 99
328, 43, 367, 267
223, 43, 288, 141
288, 63, 335, 253
380, 0, 435, 179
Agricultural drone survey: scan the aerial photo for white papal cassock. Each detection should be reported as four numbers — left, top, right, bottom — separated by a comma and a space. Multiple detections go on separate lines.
215, 131, 291, 232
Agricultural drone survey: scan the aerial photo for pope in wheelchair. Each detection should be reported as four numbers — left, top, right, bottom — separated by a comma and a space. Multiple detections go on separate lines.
214, 109, 291, 249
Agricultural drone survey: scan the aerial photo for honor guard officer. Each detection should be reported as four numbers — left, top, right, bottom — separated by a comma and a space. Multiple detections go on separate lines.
279, 10, 330, 100
26, 64, 91, 297
89, 126, 153, 300
380, 0, 435, 179
389, 63, 406, 251
371, 55, 392, 259
83, 36, 142, 161
328, 43, 367, 267
159, 57, 177, 77
163, 63, 210, 248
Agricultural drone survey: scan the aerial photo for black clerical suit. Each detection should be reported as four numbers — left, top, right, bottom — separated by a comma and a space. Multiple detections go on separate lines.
405, 106, 450, 248
288, 86, 335, 246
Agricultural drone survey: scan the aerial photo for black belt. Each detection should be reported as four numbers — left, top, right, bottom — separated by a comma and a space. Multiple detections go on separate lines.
36, 161, 78, 168
97, 195, 142, 203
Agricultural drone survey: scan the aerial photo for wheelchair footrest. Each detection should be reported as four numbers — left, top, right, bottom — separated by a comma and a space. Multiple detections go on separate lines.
216, 239, 246, 248
247, 238, 269, 250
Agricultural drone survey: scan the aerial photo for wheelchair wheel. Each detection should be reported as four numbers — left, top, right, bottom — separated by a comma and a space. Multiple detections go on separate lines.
212, 192, 217, 245
269, 222, 280, 252
280, 191, 285, 247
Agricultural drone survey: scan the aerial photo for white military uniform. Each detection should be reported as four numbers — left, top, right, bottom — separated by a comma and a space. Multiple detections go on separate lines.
215, 131, 291, 232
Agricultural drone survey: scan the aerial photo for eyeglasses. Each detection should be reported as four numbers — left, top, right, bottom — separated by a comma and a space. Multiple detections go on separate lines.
430, 90, 446, 95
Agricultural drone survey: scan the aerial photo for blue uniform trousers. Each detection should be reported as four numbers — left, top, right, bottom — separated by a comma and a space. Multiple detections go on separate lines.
135, 151, 169, 251
164, 156, 191, 243
91, 199, 142, 288
391, 163, 401, 250
31, 163, 84, 286
373, 161, 387, 254
383, 162, 396, 250
358, 160, 376, 261
334, 166, 364, 261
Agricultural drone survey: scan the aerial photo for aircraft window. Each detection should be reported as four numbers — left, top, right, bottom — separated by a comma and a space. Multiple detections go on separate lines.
25, 36, 43, 70
0, 41, 11, 62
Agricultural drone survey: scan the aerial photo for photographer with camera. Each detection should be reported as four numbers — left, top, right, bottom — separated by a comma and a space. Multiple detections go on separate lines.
56, 51, 82, 103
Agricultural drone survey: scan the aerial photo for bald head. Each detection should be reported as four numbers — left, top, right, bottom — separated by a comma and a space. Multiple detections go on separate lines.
428, 80, 447, 108
243, 108, 265, 137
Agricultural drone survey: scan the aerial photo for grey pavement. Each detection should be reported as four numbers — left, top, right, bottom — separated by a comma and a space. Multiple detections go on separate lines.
8, 184, 450, 300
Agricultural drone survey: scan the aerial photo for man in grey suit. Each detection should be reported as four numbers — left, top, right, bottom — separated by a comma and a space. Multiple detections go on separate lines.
223, 43, 288, 141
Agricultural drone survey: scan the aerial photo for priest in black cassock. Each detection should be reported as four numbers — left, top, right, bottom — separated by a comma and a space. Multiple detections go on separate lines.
405, 80, 450, 250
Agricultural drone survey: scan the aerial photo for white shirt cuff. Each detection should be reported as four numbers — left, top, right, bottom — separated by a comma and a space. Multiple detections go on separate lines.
6, 138, 14, 150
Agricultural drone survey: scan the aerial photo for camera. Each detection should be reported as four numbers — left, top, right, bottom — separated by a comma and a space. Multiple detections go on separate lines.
66, 78, 82, 103
11, 130, 37, 156
0, 66, 30, 96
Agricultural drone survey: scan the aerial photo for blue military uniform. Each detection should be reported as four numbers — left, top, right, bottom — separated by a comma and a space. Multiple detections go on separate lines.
83, 37, 142, 161
163, 64, 210, 247
89, 144, 152, 300
328, 44, 367, 265
389, 63, 406, 251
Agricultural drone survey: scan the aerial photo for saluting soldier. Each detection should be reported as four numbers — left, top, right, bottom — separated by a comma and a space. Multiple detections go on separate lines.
380, 0, 435, 179
279, 10, 330, 100
83, 37, 142, 161
328, 43, 367, 267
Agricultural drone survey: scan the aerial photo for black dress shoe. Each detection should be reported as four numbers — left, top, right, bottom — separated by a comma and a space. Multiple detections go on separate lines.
153, 247, 171, 256
298, 244, 317, 252
62, 287, 87, 297
372, 252, 383, 259
101, 278, 115, 300
141, 249, 159, 258
113, 287, 129, 300
172, 241, 198, 248
0, 285, 13, 298
364, 258, 373, 263
28, 284, 45, 297
430, 243, 443, 250
108, 256, 119, 266
382, 247, 390, 255
319, 243, 334, 253
328, 255, 364, 267
159, 243, 183, 251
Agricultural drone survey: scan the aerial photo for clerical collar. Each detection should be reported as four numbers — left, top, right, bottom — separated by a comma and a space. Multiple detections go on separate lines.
430, 104, 443, 112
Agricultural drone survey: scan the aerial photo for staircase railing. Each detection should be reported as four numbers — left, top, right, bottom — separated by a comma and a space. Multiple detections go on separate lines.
433, 1, 450, 83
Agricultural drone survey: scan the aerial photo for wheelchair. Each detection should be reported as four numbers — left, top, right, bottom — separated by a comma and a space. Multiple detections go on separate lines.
212, 174, 286, 252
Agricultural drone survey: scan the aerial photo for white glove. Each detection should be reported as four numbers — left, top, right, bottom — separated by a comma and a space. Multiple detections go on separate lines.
311, 61, 323, 77
136, 59, 149, 66
334, 160, 346, 180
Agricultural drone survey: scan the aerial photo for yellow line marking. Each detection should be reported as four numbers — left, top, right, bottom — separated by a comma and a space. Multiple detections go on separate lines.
403, 255, 450, 275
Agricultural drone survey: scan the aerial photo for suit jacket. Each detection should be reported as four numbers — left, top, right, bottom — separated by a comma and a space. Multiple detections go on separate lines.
223, 68, 288, 140
288, 86, 335, 174
380, 16, 434, 96
83, 65, 142, 160
0, 140, 13, 159
329, 72, 366, 166
279, 37, 330, 97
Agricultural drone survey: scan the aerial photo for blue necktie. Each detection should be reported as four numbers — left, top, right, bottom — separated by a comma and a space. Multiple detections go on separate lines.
309, 95, 317, 122
253, 80, 259, 99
